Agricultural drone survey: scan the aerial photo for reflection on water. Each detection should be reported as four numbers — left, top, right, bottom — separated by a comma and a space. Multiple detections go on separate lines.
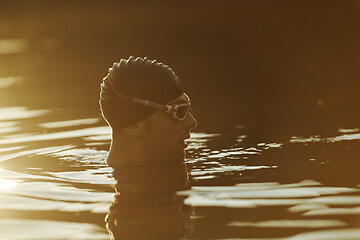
0, 145, 74, 162
106, 160, 192, 240
0, 219, 109, 240
0, 126, 110, 145
0, 169, 18, 189
0, 39, 27, 55
290, 128, 360, 143
0, 107, 50, 121
180, 180, 359, 206
228, 219, 347, 228
0, 106, 359, 239
39, 118, 100, 129
0, 76, 23, 89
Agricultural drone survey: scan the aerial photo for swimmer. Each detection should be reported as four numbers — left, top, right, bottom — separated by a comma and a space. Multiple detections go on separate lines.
99, 56, 197, 239
99, 56, 197, 166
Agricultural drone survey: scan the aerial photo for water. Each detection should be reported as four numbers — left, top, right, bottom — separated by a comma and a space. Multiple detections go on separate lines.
0, 106, 359, 240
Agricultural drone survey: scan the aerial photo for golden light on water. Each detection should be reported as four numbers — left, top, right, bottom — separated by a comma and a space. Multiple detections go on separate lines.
0, 76, 23, 89
0, 39, 27, 55
0, 179, 17, 190
0, 107, 51, 122
0, 169, 18, 190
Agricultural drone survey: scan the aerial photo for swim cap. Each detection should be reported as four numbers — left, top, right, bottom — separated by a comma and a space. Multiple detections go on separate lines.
99, 56, 184, 130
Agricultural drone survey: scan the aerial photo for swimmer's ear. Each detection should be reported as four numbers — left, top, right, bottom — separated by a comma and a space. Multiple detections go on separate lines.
123, 122, 144, 137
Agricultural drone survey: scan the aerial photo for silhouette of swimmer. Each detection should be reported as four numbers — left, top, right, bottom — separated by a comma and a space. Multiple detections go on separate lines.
99, 56, 197, 239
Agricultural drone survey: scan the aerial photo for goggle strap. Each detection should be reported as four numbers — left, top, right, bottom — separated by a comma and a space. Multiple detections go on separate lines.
102, 76, 191, 121
133, 98, 165, 111
104, 77, 165, 111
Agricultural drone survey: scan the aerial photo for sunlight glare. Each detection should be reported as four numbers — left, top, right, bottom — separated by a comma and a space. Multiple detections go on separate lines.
0, 169, 18, 190
0, 39, 27, 54
0, 179, 17, 190
0, 107, 51, 121
0, 76, 23, 88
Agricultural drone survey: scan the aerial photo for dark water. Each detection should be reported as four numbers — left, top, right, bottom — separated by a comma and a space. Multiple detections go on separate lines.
0, 104, 359, 240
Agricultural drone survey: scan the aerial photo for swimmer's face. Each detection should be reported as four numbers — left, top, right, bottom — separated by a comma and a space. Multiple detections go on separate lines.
141, 93, 197, 160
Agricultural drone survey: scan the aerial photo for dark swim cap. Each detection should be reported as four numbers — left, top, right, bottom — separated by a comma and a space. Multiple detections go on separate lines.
99, 56, 184, 130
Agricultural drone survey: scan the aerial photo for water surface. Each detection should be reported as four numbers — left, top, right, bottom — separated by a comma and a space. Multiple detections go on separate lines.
0, 106, 359, 239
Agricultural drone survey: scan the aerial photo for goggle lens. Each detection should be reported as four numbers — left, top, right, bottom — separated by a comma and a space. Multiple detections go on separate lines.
176, 105, 190, 120
172, 104, 192, 120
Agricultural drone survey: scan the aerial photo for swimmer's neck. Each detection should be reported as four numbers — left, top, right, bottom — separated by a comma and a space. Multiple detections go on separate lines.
106, 134, 146, 166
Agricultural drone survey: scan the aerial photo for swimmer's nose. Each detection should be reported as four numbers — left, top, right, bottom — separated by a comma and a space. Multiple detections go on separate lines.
183, 112, 197, 131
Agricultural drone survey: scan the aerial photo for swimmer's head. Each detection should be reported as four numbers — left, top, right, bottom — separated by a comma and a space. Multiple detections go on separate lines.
99, 56, 184, 131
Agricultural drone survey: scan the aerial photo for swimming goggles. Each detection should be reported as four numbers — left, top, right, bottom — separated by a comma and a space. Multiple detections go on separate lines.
102, 77, 192, 121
